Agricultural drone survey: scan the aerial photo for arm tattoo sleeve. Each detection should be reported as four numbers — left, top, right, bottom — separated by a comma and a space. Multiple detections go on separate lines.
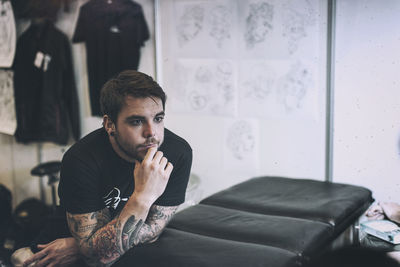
67, 205, 178, 266
140, 205, 178, 243
121, 216, 144, 251
121, 205, 178, 250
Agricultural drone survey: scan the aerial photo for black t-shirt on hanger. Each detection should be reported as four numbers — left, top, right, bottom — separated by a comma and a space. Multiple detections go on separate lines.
72, 0, 150, 116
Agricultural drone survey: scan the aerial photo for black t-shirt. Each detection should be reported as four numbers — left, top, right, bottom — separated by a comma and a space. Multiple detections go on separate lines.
58, 128, 192, 218
72, 0, 150, 116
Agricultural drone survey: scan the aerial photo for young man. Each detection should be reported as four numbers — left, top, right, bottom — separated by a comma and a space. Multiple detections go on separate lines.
21, 70, 192, 266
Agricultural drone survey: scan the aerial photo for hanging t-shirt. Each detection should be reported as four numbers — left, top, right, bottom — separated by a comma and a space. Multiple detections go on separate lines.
72, 0, 150, 116
13, 21, 81, 145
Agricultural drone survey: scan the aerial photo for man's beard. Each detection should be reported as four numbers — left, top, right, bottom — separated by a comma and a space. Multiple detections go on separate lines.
114, 132, 160, 161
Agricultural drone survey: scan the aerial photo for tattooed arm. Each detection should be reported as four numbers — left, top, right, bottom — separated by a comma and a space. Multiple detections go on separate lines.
121, 205, 178, 249
66, 204, 178, 266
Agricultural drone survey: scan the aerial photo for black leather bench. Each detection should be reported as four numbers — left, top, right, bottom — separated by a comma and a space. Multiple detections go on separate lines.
114, 176, 373, 267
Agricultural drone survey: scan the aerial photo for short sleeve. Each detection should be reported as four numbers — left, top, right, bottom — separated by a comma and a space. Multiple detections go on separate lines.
58, 148, 105, 214
138, 9, 150, 46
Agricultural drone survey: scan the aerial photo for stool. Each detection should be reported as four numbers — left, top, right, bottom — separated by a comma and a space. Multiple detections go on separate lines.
30, 161, 61, 211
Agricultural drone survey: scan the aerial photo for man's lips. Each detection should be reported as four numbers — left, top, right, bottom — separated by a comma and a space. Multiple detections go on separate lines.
138, 143, 158, 151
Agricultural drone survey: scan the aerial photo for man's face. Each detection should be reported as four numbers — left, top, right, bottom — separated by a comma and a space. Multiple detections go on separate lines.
111, 96, 165, 162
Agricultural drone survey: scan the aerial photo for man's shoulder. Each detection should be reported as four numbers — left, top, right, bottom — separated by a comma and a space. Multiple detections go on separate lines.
163, 128, 192, 152
64, 128, 107, 159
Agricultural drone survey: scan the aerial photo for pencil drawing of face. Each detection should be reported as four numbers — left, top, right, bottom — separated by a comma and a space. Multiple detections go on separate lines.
209, 5, 232, 47
278, 62, 312, 111
282, 0, 316, 54
177, 5, 204, 45
227, 120, 255, 160
244, 2, 274, 49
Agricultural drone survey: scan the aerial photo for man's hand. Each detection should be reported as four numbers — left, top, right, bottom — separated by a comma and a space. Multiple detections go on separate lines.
133, 147, 174, 205
366, 202, 400, 223
23, 237, 80, 267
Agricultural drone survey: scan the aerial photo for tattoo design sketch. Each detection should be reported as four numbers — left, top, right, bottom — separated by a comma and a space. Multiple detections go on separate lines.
241, 63, 276, 102
282, 0, 316, 54
0, 70, 17, 135
176, 4, 205, 46
208, 5, 232, 48
244, 1, 274, 49
226, 120, 256, 160
0, 1, 16, 67
212, 61, 235, 113
173, 60, 236, 116
277, 61, 313, 112
188, 91, 207, 111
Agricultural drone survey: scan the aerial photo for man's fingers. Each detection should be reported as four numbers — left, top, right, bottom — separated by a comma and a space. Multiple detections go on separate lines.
23, 250, 46, 266
33, 254, 52, 267
143, 147, 158, 163
36, 243, 50, 249
153, 151, 164, 164
165, 162, 173, 177
159, 156, 168, 169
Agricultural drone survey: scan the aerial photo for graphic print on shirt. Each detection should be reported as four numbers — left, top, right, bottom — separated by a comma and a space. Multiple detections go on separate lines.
103, 187, 129, 210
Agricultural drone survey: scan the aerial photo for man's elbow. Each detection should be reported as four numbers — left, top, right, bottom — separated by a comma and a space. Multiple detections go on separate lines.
147, 235, 160, 243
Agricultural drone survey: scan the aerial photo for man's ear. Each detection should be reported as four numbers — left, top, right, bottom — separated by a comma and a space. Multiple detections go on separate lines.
103, 115, 115, 136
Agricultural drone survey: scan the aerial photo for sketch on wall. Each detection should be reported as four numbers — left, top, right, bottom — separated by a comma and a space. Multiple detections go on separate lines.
164, 0, 322, 119
244, 1, 274, 50
237, 0, 319, 58
239, 60, 318, 120
282, 0, 317, 55
170, 59, 236, 116
172, 0, 237, 57
223, 119, 259, 170
208, 5, 233, 48
0, 70, 17, 135
0, 1, 16, 67
277, 61, 313, 112
176, 3, 205, 46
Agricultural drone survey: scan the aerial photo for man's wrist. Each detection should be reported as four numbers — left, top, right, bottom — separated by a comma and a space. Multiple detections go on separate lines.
126, 193, 153, 212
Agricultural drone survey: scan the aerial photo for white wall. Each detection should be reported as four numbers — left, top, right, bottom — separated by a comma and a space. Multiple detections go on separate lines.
333, 0, 400, 203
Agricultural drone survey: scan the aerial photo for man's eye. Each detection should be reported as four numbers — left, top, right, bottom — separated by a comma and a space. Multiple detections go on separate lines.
130, 120, 142, 126
155, 116, 164, 123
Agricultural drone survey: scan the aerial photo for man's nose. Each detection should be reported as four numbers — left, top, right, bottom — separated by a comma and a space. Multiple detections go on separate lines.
143, 122, 156, 138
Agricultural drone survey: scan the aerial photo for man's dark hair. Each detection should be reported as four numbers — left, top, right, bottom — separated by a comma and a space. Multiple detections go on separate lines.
100, 70, 166, 123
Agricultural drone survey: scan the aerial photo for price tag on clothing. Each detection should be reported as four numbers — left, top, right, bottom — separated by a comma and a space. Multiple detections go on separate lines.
34, 51, 44, 69
43, 54, 52, 72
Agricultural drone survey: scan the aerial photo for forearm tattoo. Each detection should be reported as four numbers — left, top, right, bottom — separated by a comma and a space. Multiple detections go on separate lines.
66, 205, 178, 266
141, 205, 178, 243
121, 216, 144, 251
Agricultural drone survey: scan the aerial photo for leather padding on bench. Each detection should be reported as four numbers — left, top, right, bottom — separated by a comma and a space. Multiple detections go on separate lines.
113, 228, 300, 267
201, 176, 373, 234
168, 204, 333, 256
112, 176, 373, 267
